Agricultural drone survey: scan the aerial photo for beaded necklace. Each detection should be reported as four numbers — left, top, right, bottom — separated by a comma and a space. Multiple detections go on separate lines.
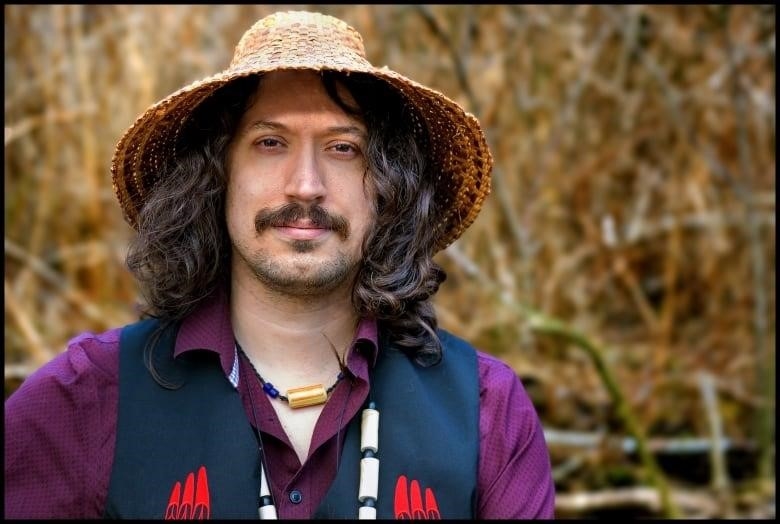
237, 343, 380, 519
236, 343, 344, 408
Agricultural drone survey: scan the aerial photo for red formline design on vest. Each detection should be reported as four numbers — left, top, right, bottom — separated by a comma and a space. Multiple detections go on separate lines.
165, 465, 211, 519
394, 475, 440, 519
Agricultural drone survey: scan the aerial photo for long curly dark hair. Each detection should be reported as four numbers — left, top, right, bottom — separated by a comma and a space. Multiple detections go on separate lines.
126, 71, 446, 369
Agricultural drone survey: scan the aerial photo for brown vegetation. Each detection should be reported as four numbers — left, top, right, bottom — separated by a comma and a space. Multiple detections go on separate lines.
4, 5, 775, 518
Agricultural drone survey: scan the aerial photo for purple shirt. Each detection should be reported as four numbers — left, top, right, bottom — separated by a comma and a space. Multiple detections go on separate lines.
4, 291, 555, 519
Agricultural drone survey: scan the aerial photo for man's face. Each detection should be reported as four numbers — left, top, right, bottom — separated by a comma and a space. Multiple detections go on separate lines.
225, 70, 375, 297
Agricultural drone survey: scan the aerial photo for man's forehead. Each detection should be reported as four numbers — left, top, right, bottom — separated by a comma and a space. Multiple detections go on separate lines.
239, 71, 367, 132
253, 70, 359, 104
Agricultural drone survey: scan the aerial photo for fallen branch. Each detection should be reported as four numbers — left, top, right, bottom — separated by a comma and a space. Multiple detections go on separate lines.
555, 486, 719, 518
543, 427, 755, 455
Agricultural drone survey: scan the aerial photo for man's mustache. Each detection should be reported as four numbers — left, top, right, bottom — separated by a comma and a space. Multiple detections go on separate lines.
254, 203, 350, 240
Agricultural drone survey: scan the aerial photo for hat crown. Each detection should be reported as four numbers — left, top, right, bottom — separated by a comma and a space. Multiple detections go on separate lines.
230, 11, 368, 70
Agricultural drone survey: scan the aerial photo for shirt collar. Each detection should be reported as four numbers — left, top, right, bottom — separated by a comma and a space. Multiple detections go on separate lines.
174, 286, 379, 378
174, 286, 236, 377
351, 314, 379, 368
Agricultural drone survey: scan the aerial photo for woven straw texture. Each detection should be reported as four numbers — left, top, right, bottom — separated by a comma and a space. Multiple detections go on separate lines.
111, 10, 493, 252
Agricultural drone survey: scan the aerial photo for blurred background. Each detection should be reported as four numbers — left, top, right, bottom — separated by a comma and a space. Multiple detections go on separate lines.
4, 4, 775, 518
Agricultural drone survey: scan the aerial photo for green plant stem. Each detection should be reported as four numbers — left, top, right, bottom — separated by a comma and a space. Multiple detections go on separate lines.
525, 310, 681, 518
442, 246, 681, 517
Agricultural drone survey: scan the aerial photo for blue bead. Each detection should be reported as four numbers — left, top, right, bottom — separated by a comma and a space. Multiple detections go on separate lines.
263, 383, 280, 398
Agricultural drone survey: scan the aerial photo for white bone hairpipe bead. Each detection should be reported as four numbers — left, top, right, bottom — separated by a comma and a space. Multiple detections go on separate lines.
360, 408, 379, 452
259, 466, 273, 499
259, 505, 278, 519
358, 506, 377, 519
258, 465, 278, 519
358, 457, 380, 501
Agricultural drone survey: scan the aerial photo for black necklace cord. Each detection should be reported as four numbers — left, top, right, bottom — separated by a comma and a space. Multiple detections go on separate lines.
239, 345, 279, 519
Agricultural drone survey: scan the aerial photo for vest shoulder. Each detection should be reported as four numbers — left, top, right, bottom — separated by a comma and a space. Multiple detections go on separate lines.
118, 318, 177, 351
121, 317, 164, 334
436, 328, 478, 354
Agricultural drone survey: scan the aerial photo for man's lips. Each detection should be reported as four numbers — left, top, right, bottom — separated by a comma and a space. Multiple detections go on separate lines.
273, 223, 330, 240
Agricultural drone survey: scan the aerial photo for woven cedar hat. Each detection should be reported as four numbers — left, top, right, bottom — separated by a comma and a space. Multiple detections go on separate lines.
111, 10, 492, 252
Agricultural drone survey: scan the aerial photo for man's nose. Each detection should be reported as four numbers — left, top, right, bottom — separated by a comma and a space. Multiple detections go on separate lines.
284, 147, 326, 203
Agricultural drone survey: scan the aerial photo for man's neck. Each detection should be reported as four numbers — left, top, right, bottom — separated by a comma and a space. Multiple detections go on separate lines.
229, 276, 359, 369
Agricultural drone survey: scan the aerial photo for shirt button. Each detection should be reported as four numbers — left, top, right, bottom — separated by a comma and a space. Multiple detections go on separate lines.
289, 489, 303, 504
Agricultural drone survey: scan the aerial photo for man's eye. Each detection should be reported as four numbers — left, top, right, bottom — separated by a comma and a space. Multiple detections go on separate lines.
331, 143, 359, 154
256, 138, 282, 148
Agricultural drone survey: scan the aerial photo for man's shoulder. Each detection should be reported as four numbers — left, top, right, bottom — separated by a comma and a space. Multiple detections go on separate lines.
62, 324, 127, 376
69, 317, 167, 352
67, 323, 125, 347
436, 328, 521, 386
436, 328, 477, 354
6, 324, 126, 407
61, 317, 168, 381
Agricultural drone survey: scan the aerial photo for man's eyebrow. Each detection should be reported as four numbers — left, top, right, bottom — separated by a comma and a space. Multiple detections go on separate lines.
325, 125, 367, 139
243, 120, 286, 135
241, 120, 367, 139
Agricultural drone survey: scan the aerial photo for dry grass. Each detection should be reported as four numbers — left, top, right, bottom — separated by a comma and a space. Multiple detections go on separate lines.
4, 4, 775, 517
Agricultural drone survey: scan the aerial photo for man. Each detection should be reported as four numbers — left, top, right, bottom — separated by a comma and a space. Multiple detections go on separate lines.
5, 10, 555, 519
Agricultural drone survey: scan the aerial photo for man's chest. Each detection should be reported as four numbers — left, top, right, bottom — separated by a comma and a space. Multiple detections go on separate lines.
267, 401, 324, 464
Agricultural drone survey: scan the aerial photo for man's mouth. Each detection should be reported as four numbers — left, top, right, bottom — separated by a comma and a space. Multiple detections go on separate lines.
255, 203, 350, 240
274, 222, 330, 240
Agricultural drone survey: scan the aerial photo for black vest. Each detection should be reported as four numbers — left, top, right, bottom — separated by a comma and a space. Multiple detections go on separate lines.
104, 318, 479, 519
